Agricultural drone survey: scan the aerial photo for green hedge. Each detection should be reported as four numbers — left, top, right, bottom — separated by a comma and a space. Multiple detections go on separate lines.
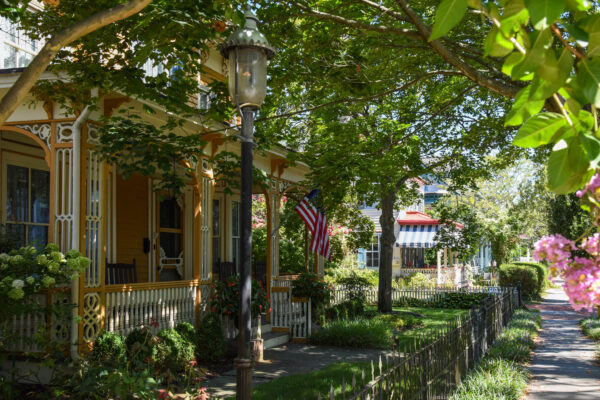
392, 292, 493, 309
513, 262, 548, 295
308, 319, 393, 349
498, 264, 538, 299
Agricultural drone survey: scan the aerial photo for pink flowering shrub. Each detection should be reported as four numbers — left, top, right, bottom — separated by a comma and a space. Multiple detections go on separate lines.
534, 173, 600, 311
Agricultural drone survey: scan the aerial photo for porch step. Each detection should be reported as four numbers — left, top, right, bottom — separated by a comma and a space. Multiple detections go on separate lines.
262, 331, 289, 349
252, 323, 272, 336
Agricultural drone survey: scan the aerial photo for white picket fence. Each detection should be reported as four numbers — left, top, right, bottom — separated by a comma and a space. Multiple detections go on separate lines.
331, 285, 509, 305
271, 287, 311, 339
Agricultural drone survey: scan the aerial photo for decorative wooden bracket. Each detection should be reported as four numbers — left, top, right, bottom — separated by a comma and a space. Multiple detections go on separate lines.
270, 158, 288, 178
104, 97, 131, 117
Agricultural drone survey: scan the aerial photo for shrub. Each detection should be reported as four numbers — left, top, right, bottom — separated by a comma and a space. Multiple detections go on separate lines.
392, 292, 491, 309
126, 328, 159, 367
374, 313, 421, 331
581, 317, 600, 341
325, 267, 378, 287
175, 322, 197, 348
309, 319, 393, 349
498, 264, 538, 299
449, 358, 529, 400
394, 272, 434, 288
156, 329, 195, 372
430, 292, 493, 309
210, 277, 270, 319
513, 262, 548, 295
336, 272, 373, 302
324, 299, 365, 321
0, 244, 89, 351
196, 312, 226, 363
291, 272, 332, 308
92, 331, 127, 364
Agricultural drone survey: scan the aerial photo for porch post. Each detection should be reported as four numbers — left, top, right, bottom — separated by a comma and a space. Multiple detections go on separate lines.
436, 250, 442, 286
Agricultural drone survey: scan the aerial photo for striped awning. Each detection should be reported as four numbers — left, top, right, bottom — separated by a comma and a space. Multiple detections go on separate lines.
396, 224, 439, 248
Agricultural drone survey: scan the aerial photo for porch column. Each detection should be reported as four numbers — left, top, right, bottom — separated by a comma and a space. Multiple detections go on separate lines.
436, 250, 442, 286
267, 181, 280, 300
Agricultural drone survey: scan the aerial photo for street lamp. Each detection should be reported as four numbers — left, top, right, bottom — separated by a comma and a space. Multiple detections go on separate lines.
220, 7, 275, 400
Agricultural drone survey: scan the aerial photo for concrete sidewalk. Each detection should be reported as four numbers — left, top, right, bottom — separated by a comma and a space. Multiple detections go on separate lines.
205, 343, 389, 398
527, 286, 600, 399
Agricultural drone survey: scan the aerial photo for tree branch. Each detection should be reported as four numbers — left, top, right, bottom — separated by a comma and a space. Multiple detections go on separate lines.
394, 0, 520, 99
258, 70, 464, 121
293, 1, 421, 39
0, 0, 152, 126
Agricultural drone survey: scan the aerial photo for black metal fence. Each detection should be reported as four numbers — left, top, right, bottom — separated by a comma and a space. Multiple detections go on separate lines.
317, 286, 520, 399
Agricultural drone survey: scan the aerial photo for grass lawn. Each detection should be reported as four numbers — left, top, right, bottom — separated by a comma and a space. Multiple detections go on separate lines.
251, 361, 372, 400
309, 306, 467, 350
387, 307, 467, 348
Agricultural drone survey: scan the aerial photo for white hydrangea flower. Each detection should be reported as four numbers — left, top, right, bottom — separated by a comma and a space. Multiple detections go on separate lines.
12, 279, 24, 289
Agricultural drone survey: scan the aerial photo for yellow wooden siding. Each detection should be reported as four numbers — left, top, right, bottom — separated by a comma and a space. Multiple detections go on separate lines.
116, 173, 149, 282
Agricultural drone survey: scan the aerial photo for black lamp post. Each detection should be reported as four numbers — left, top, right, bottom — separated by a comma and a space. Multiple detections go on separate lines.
220, 8, 275, 400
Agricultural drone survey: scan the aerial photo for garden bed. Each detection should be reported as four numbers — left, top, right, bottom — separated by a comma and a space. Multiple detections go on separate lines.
449, 309, 541, 400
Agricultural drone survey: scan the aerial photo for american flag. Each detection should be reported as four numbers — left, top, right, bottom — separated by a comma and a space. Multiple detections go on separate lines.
311, 211, 331, 261
294, 190, 331, 261
294, 189, 319, 232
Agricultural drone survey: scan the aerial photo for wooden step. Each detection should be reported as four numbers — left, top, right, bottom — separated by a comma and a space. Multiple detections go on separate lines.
262, 331, 289, 349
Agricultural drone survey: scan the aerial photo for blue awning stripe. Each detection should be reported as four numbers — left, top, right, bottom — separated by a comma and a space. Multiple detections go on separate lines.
396, 224, 439, 248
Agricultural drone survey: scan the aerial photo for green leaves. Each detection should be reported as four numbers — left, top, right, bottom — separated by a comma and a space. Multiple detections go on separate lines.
525, 0, 564, 30
577, 58, 600, 107
547, 137, 590, 194
513, 113, 567, 147
430, 0, 467, 41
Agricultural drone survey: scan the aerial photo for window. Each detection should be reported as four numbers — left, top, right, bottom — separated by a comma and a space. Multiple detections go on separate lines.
159, 197, 182, 256
365, 235, 380, 269
198, 84, 216, 111
231, 200, 240, 271
0, 17, 41, 69
5, 164, 49, 249
212, 199, 220, 265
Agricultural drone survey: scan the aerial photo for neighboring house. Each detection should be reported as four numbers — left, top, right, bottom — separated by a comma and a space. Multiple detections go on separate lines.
357, 178, 492, 278
2, 16, 312, 354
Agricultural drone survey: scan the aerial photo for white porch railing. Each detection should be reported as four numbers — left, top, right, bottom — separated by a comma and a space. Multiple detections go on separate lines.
105, 281, 201, 336
6, 289, 71, 352
271, 287, 311, 340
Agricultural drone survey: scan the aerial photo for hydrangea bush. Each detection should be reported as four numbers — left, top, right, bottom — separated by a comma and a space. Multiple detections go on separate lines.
534, 174, 600, 311
0, 244, 89, 349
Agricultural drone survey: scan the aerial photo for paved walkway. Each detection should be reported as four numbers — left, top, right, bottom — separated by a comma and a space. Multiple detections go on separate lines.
527, 286, 600, 399
205, 343, 389, 398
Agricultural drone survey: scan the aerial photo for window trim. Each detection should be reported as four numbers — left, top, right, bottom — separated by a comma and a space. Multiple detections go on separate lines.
2, 152, 50, 248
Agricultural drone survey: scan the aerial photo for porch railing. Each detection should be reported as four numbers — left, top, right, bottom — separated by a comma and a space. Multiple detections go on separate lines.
105, 280, 207, 336
5, 288, 71, 353
271, 287, 311, 340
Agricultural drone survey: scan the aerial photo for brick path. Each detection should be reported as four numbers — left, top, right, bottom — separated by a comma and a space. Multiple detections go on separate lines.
527, 286, 600, 399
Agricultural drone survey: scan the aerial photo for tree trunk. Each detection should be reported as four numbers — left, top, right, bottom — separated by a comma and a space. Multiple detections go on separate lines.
0, 0, 152, 126
378, 191, 396, 313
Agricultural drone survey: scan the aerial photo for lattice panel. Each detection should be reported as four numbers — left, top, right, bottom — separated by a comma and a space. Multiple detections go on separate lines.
16, 123, 51, 149
271, 192, 280, 277
84, 150, 104, 288
54, 148, 73, 252
56, 122, 74, 143
51, 291, 71, 343
82, 292, 101, 342
200, 175, 211, 281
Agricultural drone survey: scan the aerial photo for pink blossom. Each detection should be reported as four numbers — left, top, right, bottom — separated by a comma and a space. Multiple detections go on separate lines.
581, 233, 600, 257
576, 173, 600, 198
563, 257, 600, 312
533, 234, 574, 275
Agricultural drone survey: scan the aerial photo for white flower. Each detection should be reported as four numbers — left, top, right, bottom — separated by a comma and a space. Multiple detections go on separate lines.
12, 279, 24, 289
